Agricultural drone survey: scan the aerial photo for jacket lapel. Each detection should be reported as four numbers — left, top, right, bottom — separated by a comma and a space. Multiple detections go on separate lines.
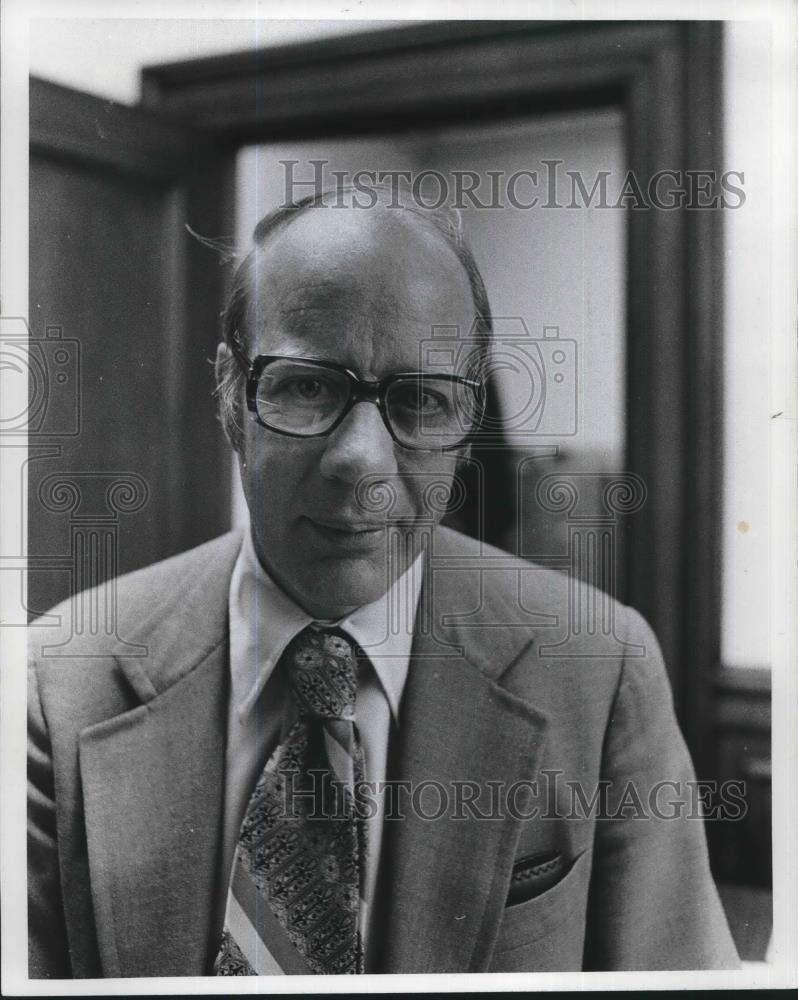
77, 532, 241, 977
381, 530, 550, 973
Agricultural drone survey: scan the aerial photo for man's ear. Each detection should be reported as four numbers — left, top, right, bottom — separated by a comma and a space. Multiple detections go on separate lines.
454, 442, 472, 475
215, 341, 231, 382
449, 444, 473, 508
214, 341, 245, 453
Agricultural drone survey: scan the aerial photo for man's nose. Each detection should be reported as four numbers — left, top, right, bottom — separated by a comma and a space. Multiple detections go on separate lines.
318, 400, 398, 486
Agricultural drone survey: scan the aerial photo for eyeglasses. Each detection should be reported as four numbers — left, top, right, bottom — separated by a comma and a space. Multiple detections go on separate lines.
229, 339, 485, 452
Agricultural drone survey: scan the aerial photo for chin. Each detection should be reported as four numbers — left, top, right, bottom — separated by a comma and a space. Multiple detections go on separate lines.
298, 563, 390, 619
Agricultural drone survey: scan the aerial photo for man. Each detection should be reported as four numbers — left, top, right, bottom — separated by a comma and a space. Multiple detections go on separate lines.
28, 186, 739, 977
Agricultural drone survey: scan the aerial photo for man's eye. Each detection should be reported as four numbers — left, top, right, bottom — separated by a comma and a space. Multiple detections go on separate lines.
290, 377, 324, 399
417, 391, 444, 413
395, 385, 446, 413
275, 375, 336, 402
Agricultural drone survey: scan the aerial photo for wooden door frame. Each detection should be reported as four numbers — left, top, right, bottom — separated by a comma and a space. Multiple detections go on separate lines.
139, 19, 736, 773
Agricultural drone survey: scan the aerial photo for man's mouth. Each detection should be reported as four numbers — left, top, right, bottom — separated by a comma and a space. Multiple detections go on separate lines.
303, 516, 386, 551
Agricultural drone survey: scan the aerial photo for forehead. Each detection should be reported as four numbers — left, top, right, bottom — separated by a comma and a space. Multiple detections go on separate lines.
246, 207, 476, 370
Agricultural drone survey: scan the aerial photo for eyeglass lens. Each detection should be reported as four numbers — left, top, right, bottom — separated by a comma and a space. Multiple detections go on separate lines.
253, 358, 478, 447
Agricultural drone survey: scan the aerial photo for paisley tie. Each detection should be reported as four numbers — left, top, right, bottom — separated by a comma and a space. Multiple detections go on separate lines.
215, 625, 367, 975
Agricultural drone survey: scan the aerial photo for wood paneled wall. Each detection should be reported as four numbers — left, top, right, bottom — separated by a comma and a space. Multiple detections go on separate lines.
28, 79, 235, 618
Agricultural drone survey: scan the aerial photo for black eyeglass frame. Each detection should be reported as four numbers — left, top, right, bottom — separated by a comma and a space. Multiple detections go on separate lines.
229, 336, 486, 452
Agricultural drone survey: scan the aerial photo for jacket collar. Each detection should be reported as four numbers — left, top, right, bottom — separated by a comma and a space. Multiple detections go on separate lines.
79, 531, 241, 976
112, 530, 243, 702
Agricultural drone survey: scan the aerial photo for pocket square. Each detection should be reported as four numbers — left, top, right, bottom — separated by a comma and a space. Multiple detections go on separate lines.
506, 851, 567, 906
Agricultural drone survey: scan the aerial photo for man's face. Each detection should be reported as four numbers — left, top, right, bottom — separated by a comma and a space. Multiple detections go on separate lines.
227, 206, 477, 620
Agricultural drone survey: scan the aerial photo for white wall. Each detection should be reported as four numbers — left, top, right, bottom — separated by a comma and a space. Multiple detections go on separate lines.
722, 21, 772, 669
29, 17, 408, 105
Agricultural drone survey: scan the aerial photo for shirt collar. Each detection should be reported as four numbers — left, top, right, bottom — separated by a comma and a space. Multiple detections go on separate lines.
229, 526, 424, 723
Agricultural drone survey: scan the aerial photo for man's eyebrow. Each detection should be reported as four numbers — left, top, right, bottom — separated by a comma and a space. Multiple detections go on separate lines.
275, 304, 330, 318
274, 279, 347, 300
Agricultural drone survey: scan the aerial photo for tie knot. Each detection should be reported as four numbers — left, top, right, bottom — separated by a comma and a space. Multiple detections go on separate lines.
282, 625, 358, 720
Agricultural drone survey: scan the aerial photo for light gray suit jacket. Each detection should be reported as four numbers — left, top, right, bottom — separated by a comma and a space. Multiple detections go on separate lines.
28, 526, 739, 976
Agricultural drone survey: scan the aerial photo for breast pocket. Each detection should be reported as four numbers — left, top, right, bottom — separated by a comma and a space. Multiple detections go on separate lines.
489, 849, 592, 973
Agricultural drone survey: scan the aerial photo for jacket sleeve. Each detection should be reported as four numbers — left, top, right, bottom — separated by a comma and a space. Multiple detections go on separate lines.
583, 606, 740, 970
28, 660, 73, 978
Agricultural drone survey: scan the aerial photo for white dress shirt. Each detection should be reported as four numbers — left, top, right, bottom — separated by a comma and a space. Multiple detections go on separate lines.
219, 526, 424, 965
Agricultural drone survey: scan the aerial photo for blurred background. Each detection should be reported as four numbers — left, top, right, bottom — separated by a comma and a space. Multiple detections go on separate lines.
25, 15, 772, 960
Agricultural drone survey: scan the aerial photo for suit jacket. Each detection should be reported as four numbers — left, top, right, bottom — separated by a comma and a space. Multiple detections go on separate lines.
28, 526, 739, 976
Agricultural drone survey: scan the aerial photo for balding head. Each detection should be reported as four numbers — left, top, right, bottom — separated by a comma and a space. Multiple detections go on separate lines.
215, 185, 491, 450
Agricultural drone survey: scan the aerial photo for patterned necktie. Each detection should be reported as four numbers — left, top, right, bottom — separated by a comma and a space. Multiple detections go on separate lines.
215, 625, 368, 975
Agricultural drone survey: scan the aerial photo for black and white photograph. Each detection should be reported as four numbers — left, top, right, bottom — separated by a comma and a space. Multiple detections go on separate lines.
1, 0, 795, 992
